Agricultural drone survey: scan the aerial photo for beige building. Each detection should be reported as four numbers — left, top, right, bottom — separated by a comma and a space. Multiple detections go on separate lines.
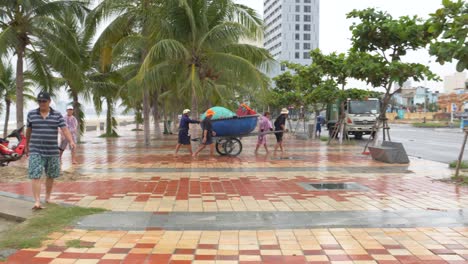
444, 72, 467, 93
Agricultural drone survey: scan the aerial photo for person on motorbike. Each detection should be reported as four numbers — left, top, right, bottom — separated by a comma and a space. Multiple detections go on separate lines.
25, 92, 76, 210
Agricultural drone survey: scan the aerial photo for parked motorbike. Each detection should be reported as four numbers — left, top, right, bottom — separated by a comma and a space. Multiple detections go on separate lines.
0, 126, 26, 166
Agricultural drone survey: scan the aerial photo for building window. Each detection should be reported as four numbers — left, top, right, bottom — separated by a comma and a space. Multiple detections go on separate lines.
295, 24, 300, 30
304, 52, 310, 59
304, 0, 311, 2
303, 43, 311, 49
296, 0, 300, 2
304, 6, 311, 12
304, 24, 311, 31
295, 52, 300, 59
304, 15, 311, 22
295, 43, 300, 49
304, 33, 311, 40
295, 33, 300, 40
295, 15, 300, 21
281, 64, 286, 71
295, 5, 300, 12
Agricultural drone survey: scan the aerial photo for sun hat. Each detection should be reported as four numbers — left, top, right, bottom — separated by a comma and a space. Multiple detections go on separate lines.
280, 108, 289, 114
67, 106, 74, 110
205, 109, 216, 117
183, 109, 191, 114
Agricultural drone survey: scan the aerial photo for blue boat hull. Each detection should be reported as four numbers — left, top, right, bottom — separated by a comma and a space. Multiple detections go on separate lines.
209, 115, 259, 137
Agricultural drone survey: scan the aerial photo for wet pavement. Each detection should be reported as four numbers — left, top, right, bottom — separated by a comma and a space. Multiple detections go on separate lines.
1, 125, 468, 264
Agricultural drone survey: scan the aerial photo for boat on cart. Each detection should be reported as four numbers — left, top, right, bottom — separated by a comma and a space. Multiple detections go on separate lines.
199, 115, 259, 156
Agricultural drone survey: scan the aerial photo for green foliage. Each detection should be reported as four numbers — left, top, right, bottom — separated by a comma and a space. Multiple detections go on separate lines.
449, 160, 468, 169
65, 240, 94, 248
346, 8, 440, 116
428, 0, 468, 71
0, 204, 105, 250
269, 62, 340, 111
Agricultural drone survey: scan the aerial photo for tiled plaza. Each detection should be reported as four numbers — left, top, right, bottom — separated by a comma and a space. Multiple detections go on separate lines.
1, 126, 468, 263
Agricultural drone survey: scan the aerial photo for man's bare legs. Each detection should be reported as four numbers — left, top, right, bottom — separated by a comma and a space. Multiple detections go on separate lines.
255, 144, 269, 154
71, 148, 78, 164
274, 141, 283, 152
32, 179, 42, 208
45, 177, 55, 203
193, 144, 206, 157
175, 144, 182, 156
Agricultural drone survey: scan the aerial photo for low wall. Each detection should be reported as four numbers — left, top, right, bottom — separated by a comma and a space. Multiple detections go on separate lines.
387, 112, 436, 120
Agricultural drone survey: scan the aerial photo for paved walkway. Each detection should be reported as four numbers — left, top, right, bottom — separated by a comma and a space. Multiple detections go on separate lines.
1, 125, 468, 264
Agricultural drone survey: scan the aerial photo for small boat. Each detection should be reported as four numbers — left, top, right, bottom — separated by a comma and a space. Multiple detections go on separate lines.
210, 115, 259, 137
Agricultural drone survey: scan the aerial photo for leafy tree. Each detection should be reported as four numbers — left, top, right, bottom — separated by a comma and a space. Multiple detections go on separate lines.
0, 0, 88, 128
270, 62, 340, 139
41, 10, 93, 142
138, 0, 272, 116
346, 8, 439, 140
428, 0, 467, 72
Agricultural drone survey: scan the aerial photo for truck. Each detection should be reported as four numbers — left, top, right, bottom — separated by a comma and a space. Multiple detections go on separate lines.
326, 98, 380, 139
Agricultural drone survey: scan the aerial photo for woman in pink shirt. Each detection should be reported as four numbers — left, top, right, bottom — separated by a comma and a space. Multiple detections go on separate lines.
255, 112, 273, 154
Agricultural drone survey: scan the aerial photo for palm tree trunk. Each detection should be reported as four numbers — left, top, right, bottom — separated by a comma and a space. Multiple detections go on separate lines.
191, 64, 199, 117
143, 90, 151, 145
152, 91, 162, 139
3, 100, 11, 138
72, 91, 82, 143
106, 98, 112, 135
15, 46, 25, 129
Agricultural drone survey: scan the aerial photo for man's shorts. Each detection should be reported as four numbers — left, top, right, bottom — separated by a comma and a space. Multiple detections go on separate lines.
275, 131, 284, 143
28, 154, 61, 179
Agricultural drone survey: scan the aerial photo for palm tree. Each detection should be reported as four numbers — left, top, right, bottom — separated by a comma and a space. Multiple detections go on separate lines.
40, 10, 93, 142
87, 0, 165, 145
0, 60, 34, 137
138, 0, 272, 116
0, 0, 89, 128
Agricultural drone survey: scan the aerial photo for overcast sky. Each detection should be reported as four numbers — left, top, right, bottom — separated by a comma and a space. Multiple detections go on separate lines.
235, 0, 466, 91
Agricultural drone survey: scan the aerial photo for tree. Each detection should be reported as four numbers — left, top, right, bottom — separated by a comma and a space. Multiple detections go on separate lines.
270, 62, 340, 139
346, 8, 439, 141
42, 10, 93, 142
0, 60, 34, 137
138, 0, 272, 117
0, 0, 88, 128
428, 0, 467, 72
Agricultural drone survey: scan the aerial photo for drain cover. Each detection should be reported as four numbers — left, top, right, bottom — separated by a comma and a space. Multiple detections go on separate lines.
297, 182, 369, 191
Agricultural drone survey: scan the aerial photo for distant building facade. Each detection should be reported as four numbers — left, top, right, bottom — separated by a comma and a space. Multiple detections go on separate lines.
444, 72, 467, 93
263, 0, 320, 77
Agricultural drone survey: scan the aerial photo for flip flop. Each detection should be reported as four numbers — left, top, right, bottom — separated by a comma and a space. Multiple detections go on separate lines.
32, 205, 46, 210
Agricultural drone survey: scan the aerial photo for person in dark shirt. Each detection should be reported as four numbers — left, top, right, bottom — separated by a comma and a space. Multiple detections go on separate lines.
175, 109, 200, 156
193, 109, 216, 158
274, 108, 289, 152
25, 92, 76, 210
316, 114, 324, 137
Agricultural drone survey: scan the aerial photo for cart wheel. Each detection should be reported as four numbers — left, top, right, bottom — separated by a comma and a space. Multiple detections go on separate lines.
223, 138, 242, 156
216, 139, 229, 156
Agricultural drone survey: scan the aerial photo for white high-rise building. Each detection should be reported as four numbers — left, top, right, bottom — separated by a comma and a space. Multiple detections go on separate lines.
263, 0, 320, 77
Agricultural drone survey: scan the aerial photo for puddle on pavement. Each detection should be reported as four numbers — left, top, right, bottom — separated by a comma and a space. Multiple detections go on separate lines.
271, 156, 305, 160
297, 182, 370, 191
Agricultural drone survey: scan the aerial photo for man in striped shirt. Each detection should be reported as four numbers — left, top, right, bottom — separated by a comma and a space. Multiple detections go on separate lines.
25, 92, 76, 210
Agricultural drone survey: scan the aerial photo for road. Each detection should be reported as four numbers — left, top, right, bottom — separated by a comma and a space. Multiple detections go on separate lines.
359, 124, 466, 164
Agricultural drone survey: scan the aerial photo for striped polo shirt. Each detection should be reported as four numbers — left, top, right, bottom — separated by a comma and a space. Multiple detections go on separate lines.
27, 108, 66, 156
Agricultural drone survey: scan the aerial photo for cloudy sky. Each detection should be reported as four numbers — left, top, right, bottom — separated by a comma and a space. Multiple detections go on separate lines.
235, 0, 466, 91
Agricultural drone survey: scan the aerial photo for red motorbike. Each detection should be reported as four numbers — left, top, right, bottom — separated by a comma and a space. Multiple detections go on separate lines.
0, 126, 26, 166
